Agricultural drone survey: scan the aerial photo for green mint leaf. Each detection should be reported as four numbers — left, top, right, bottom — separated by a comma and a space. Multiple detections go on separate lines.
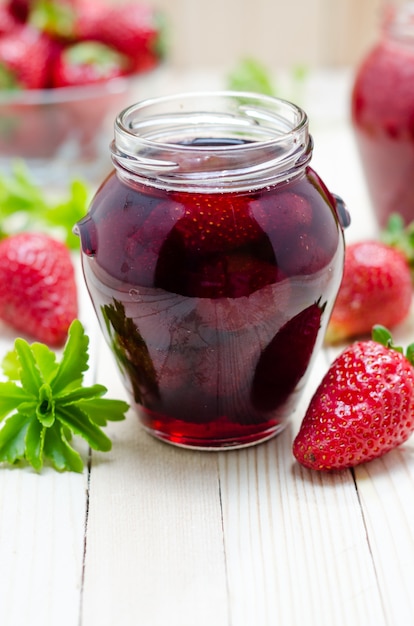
0, 382, 32, 420
56, 404, 112, 452
25, 418, 45, 472
55, 383, 107, 403
1, 349, 21, 380
43, 423, 84, 473
51, 320, 89, 393
36, 384, 55, 427
77, 398, 130, 426
0, 412, 31, 464
31, 343, 59, 383
14, 338, 44, 396
0, 320, 129, 472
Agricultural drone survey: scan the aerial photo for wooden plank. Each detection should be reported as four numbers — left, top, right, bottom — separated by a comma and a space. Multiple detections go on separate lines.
218, 350, 387, 626
0, 464, 87, 626
354, 441, 414, 624
81, 340, 229, 626
0, 258, 97, 626
351, 307, 414, 624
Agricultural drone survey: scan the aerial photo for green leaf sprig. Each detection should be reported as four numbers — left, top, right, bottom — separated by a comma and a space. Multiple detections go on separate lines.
0, 319, 129, 473
0, 161, 90, 249
227, 57, 277, 96
226, 57, 309, 104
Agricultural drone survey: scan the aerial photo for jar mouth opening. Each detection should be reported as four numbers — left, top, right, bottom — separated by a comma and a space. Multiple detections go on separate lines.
111, 91, 311, 191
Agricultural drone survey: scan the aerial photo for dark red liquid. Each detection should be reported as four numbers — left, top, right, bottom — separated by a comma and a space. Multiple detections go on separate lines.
352, 36, 414, 226
79, 166, 344, 448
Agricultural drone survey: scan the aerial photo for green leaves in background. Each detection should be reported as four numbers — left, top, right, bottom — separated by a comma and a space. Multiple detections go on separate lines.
226, 57, 308, 104
227, 57, 276, 96
0, 161, 90, 249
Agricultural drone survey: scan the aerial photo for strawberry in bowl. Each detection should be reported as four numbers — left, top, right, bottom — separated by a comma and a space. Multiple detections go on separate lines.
0, 0, 166, 184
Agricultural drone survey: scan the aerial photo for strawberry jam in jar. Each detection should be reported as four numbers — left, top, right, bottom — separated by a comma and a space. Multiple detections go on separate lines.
352, 2, 414, 225
76, 91, 348, 449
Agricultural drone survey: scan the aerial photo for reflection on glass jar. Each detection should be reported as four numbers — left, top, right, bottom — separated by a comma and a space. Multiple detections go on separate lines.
76, 91, 348, 449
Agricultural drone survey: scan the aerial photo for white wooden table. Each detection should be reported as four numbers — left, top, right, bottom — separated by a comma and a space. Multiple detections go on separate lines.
1, 69, 414, 626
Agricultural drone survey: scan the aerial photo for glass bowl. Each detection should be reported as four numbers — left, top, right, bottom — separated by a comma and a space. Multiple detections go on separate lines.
0, 68, 163, 187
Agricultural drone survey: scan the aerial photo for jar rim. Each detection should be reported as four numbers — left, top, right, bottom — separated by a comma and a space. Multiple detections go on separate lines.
111, 90, 311, 191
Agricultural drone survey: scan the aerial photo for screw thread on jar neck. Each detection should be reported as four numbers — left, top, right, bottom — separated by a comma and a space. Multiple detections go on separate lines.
111, 91, 312, 193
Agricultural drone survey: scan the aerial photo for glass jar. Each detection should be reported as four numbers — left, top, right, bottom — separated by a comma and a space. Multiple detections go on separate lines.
352, 1, 414, 226
76, 91, 348, 450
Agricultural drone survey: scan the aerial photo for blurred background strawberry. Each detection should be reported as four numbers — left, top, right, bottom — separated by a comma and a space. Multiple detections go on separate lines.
0, 0, 167, 183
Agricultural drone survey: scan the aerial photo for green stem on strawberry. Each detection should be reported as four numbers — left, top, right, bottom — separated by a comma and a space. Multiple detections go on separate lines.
29, 0, 75, 40
372, 324, 414, 364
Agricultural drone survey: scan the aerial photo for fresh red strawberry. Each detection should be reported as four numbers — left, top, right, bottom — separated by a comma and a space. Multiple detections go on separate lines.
0, 24, 56, 89
74, 1, 164, 71
51, 40, 130, 87
171, 192, 264, 255
293, 326, 414, 470
0, 233, 78, 346
325, 240, 412, 344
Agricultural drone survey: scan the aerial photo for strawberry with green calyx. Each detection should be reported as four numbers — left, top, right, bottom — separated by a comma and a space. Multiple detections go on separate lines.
0, 23, 56, 89
51, 40, 130, 87
0, 319, 129, 473
73, 1, 166, 72
325, 239, 412, 344
293, 325, 414, 471
28, 0, 75, 40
